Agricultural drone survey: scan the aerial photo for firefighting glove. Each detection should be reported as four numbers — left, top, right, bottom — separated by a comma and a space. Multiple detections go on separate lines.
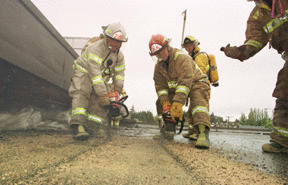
98, 94, 110, 107
162, 101, 171, 114
220, 44, 242, 61
170, 102, 184, 121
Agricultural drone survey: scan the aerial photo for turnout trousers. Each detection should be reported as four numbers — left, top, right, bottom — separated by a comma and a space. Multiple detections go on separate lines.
68, 68, 108, 130
271, 55, 288, 147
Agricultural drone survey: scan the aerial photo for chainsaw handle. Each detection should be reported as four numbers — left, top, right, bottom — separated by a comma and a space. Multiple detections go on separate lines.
162, 112, 185, 135
108, 100, 129, 119
177, 116, 185, 135
118, 95, 128, 103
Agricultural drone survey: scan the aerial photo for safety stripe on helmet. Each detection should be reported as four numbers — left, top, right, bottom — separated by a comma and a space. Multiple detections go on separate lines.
174, 51, 186, 61
72, 107, 87, 117
115, 75, 124, 81
175, 85, 190, 96
157, 89, 168, 97
263, 9, 288, 33
73, 60, 88, 73
91, 75, 104, 85
168, 81, 177, 88
115, 64, 125, 72
272, 126, 288, 137
89, 53, 103, 65
244, 40, 263, 50
87, 114, 104, 124
192, 106, 209, 116
161, 37, 167, 44
107, 29, 113, 34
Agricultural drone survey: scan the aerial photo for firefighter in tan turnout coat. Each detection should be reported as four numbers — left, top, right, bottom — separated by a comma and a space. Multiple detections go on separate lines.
221, 0, 288, 152
150, 34, 211, 149
69, 22, 127, 140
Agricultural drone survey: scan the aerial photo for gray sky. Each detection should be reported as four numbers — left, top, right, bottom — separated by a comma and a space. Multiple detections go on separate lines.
31, 0, 284, 120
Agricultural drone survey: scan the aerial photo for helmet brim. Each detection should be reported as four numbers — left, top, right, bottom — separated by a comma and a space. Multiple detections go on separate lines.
149, 43, 168, 56
106, 35, 128, 42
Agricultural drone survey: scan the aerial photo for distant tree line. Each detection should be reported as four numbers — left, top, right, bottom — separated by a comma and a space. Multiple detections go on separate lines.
129, 105, 272, 128
129, 106, 155, 123
239, 108, 272, 128
210, 112, 224, 124
210, 108, 272, 128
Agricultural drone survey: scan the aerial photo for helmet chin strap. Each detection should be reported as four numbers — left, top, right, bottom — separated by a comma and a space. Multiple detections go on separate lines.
107, 43, 120, 53
108, 46, 117, 52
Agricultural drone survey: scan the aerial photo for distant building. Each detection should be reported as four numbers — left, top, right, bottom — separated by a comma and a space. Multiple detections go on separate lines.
64, 37, 90, 56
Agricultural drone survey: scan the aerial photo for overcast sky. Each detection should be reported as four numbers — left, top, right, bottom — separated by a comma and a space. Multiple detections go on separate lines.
31, 0, 284, 120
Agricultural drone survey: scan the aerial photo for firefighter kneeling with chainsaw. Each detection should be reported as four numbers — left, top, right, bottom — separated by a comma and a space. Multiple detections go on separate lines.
68, 22, 128, 141
150, 34, 211, 149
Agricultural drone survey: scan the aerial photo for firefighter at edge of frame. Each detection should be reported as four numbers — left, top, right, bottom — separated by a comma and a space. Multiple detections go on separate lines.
221, 0, 288, 153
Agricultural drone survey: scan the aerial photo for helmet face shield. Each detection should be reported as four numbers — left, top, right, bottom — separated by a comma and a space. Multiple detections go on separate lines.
182, 36, 199, 48
149, 34, 170, 56
112, 31, 124, 41
182, 38, 192, 47
150, 45, 168, 61
149, 43, 164, 56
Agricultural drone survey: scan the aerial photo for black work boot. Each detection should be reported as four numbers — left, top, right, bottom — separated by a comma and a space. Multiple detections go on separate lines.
71, 124, 90, 141
195, 125, 210, 149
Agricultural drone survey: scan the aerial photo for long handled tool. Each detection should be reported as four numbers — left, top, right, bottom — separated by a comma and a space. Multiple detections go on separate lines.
181, 9, 187, 47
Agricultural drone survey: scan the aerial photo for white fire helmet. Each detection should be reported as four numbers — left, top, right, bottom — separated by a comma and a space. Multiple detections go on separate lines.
103, 22, 128, 42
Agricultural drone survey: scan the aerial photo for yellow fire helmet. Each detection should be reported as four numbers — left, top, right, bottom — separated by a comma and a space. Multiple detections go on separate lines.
182, 35, 200, 47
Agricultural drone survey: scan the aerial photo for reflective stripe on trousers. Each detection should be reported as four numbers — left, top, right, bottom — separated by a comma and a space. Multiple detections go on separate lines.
191, 106, 209, 115
272, 126, 288, 138
72, 107, 104, 125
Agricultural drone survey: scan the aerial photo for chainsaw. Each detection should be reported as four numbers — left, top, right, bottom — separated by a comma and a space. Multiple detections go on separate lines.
105, 95, 129, 128
161, 111, 185, 135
